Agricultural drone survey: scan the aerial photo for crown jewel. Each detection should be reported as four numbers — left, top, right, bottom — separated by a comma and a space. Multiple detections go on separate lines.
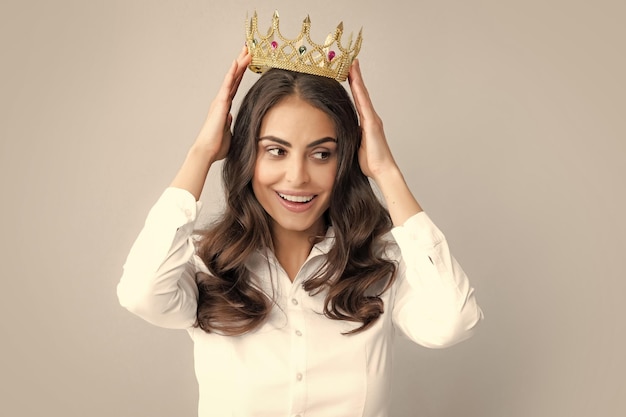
245, 11, 362, 82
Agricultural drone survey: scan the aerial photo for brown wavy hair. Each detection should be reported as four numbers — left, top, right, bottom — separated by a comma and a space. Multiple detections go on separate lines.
194, 68, 396, 335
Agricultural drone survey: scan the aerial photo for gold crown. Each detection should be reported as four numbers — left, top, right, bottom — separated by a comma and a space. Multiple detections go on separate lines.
245, 11, 362, 82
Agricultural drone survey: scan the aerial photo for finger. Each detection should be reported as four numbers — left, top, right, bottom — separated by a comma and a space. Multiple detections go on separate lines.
237, 43, 248, 60
215, 48, 250, 110
230, 49, 251, 99
348, 60, 377, 121
224, 46, 251, 100
216, 59, 239, 105
223, 113, 233, 134
348, 60, 366, 120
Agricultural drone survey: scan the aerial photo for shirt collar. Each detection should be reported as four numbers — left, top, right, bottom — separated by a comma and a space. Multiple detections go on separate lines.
250, 225, 336, 264
309, 225, 336, 256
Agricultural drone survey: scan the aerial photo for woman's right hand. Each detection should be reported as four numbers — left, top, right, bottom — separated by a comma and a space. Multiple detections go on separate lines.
193, 46, 251, 162
170, 47, 251, 200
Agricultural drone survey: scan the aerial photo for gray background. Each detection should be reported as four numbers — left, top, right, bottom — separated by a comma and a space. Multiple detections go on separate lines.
1, 0, 624, 416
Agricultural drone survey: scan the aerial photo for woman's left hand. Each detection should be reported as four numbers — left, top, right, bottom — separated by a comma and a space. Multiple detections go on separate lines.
348, 59, 398, 180
348, 59, 423, 225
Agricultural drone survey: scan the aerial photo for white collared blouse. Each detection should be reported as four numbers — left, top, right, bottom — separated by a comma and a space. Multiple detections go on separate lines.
118, 187, 483, 417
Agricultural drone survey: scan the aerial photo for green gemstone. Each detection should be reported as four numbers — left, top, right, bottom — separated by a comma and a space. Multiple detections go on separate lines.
298, 45, 307, 55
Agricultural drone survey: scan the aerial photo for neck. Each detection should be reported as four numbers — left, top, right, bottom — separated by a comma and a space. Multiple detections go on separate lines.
270, 222, 325, 282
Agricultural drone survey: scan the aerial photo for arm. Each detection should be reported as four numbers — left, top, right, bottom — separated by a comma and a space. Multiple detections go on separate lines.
348, 61, 483, 347
389, 212, 483, 348
117, 48, 251, 327
170, 46, 251, 200
117, 188, 201, 329
348, 59, 422, 226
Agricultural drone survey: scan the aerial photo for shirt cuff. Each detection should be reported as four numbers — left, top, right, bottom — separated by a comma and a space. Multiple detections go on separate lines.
145, 187, 203, 229
390, 211, 445, 249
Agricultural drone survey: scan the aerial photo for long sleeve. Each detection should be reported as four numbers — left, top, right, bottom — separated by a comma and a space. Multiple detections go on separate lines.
390, 211, 484, 348
117, 187, 201, 329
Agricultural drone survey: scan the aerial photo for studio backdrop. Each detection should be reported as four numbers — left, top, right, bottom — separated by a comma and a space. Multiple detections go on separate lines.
1, 1, 624, 416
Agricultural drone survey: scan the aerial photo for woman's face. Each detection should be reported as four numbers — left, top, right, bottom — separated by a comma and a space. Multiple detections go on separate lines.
252, 95, 338, 240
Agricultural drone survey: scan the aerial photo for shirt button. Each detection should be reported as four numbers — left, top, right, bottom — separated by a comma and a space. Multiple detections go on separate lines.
291, 298, 299, 306
295, 330, 302, 337
296, 372, 303, 381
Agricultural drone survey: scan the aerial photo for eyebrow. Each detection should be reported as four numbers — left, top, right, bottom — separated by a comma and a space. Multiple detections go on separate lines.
257, 135, 337, 148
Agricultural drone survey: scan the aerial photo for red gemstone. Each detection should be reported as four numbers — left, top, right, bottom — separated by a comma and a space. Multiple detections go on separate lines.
328, 51, 336, 61
271, 41, 278, 49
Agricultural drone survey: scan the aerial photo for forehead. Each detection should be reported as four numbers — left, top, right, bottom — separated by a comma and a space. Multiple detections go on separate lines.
259, 96, 336, 141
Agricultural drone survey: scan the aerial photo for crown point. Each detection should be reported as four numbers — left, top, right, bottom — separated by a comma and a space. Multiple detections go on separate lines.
337, 21, 344, 31
250, 11, 257, 26
345, 32, 354, 49
273, 10, 279, 18
324, 33, 335, 46
302, 15, 311, 34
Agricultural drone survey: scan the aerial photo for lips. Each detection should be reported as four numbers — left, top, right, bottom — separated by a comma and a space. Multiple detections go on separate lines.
277, 192, 315, 203
275, 191, 317, 213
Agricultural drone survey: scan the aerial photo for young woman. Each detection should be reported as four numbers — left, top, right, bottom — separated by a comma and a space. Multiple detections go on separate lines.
118, 46, 483, 417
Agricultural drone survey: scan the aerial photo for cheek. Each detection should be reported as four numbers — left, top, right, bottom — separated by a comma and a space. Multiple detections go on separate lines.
317, 163, 338, 190
252, 159, 271, 186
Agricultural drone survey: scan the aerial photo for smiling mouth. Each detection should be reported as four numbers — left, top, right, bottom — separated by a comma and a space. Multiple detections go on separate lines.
277, 193, 316, 203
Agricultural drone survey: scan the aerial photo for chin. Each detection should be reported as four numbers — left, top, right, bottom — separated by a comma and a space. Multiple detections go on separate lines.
270, 212, 328, 236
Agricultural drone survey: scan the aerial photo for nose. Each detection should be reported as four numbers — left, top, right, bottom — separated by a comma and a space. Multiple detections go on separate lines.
285, 157, 310, 185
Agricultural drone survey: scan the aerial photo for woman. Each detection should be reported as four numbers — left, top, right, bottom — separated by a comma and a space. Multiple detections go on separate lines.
118, 46, 483, 417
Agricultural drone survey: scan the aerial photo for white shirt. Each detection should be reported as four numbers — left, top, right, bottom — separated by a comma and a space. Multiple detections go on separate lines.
118, 187, 483, 417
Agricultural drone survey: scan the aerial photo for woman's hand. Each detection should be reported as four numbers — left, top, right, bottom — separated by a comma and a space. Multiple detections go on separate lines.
193, 46, 251, 162
170, 47, 251, 200
348, 59, 398, 180
348, 59, 423, 225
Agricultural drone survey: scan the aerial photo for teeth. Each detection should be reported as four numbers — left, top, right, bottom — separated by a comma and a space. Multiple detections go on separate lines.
278, 193, 314, 203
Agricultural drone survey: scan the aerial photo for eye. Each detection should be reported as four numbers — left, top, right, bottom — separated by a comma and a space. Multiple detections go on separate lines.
312, 150, 332, 160
267, 147, 286, 157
